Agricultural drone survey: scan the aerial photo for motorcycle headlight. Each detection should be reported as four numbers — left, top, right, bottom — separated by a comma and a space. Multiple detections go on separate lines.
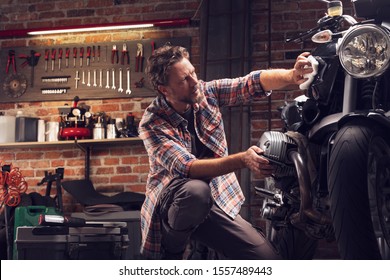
338, 24, 390, 78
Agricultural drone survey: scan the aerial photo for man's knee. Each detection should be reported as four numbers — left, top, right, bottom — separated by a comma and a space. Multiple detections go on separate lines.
167, 179, 212, 231
181, 179, 212, 208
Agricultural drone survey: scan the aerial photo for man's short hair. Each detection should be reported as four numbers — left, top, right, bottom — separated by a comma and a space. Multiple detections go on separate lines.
146, 45, 189, 92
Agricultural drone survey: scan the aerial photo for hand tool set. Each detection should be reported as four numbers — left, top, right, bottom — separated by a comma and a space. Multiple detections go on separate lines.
0, 37, 190, 102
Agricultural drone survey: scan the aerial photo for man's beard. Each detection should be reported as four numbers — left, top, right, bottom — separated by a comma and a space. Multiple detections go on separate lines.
187, 88, 202, 105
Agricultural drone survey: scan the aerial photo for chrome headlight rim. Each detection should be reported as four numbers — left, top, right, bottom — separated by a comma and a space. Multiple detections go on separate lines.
338, 24, 390, 79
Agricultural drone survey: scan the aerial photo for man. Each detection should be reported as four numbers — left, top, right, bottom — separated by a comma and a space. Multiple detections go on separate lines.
138, 45, 312, 259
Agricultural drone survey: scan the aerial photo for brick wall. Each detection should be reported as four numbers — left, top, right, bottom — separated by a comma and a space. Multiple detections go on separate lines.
0, 0, 354, 221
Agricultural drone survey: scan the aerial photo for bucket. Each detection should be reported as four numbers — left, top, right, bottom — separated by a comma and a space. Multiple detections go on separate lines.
0, 116, 16, 143
45, 122, 59, 142
37, 120, 46, 142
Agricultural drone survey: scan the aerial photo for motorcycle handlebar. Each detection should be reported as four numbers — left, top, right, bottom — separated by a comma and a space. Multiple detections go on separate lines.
286, 14, 357, 44
286, 16, 336, 43
286, 28, 320, 44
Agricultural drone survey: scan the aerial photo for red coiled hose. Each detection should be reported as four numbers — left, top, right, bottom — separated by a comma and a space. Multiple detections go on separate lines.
0, 164, 28, 207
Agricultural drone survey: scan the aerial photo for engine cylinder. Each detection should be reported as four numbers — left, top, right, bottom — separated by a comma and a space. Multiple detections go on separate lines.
257, 131, 297, 177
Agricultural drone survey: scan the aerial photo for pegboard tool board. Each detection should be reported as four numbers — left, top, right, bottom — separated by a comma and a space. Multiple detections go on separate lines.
0, 37, 190, 103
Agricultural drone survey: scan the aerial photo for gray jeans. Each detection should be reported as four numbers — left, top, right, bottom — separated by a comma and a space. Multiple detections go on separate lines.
157, 178, 280, 259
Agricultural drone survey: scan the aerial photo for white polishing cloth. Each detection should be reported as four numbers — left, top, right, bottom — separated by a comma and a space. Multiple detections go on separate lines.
299, 55, 319, 90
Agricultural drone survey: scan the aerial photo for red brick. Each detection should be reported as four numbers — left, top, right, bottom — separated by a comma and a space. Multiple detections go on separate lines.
121, 156, 139, 165
116, 166, 132, 174
15, 152, 44, 160
103, 158, 120, 165
133, 165, 149, 173
110, 174, 139, 184
94, 167, 115, 175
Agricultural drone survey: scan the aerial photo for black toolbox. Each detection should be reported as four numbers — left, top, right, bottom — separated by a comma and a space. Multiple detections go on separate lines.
15, 224, 129, 260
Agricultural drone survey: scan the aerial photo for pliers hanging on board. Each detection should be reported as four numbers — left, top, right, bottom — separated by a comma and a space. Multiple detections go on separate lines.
111, 45, 119, 64
121, 43, 129, 65
6, 50, 16, 74
135, 43, 144, 72
19, 50, 41, 68
18, 50, 41, 87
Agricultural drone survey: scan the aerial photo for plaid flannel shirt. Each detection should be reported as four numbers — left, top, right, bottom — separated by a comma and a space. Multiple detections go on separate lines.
138, 70, 268, 259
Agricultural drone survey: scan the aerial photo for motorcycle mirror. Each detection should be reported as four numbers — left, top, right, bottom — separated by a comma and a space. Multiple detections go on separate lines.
311, 29, 333, 43
327, 1, 343, 17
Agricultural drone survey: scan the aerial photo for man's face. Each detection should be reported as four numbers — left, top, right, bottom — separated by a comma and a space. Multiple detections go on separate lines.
158, 58, 202, 113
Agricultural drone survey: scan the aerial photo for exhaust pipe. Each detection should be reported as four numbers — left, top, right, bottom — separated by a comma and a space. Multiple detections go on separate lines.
289, 150, 332, 225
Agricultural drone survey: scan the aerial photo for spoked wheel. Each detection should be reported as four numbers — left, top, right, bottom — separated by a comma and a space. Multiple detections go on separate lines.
328, 120, 390, 259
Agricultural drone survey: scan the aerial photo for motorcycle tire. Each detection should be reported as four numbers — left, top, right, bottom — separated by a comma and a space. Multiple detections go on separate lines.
267, 223, 318, 260
328, 120, 390, 259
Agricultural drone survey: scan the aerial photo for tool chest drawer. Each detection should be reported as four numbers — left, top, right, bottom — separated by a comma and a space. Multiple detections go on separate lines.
71, 211, 141, 260
15, 226, 129, 260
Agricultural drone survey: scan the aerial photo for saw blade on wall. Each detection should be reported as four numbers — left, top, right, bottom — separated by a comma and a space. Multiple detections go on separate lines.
3, 73, 28, 98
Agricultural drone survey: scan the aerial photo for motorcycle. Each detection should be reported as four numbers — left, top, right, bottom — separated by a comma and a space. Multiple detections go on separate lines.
255, 0, 390, 259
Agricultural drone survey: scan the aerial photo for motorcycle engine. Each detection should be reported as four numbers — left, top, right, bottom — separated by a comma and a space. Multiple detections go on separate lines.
257, 131, 297, 177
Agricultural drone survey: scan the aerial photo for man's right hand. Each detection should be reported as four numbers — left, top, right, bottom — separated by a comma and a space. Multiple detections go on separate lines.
241, 146, 274, 177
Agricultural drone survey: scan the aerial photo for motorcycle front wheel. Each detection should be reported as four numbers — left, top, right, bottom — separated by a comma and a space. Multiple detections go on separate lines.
328, 120, 390, 259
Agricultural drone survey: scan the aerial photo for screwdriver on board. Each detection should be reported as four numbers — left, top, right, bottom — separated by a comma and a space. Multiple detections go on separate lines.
73, 47, 77, 68
65, 48, 70, 68
58, 48, 63, 71
44, 49, 49, 72
80, 47, 84, 67
51, 49, 56, 72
